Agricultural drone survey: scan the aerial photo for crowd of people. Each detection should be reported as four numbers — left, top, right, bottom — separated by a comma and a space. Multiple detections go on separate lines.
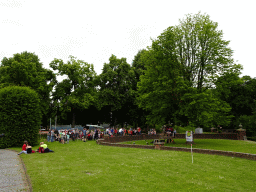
47, 128, 104, 143
46, 127, 144, 141
18, 126, 176, 155
105, 127, 142, 137
148, 129, 157, 135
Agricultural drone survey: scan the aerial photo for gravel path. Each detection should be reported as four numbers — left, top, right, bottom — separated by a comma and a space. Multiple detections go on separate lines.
0, 149, 31, 192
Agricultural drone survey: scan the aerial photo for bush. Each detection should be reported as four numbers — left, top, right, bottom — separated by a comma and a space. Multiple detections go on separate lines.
247, 137, 256, 142
237, 115, 256, 137
174, 125, 188, 133
155, 124, 163, 133
0, 86, 42, 148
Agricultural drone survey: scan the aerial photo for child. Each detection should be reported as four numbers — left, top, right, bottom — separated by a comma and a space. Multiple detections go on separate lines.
18, 141, 28, 155
66, 133, 70, 144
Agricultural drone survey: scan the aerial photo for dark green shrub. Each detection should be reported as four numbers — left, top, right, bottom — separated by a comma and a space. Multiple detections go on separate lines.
0, 86, 42, 148
236, 115, 256, 137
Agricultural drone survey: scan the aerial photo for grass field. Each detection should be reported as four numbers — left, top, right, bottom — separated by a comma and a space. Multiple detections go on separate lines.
121, 139, 256, 154
11, 140, 256, 192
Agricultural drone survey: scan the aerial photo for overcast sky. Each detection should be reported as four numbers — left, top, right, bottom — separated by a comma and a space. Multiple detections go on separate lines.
1, 0, 255, 82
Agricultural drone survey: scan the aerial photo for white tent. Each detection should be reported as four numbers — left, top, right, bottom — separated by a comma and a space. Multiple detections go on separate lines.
86, 124, 104, 130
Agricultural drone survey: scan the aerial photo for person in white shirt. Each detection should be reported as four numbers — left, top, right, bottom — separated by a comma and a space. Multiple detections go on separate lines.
119, 128, 123, 136
61, 130, 65, 144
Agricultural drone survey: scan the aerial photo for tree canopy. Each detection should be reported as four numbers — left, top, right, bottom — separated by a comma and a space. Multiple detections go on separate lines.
50, 55, 96, 127
0, 12, 255, 136
136, 12, 242, 127
97, 54, 134, 126
174, 12, 242, 92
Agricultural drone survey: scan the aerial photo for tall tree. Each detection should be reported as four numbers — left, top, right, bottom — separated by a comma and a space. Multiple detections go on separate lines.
50, 56, 96, 127
136, 12, 242, 127
137, 27, 186, 126
174, 12, 242, 92
0, 51, 56, 127
97, 55, 133, 127
128, 49, 149, 128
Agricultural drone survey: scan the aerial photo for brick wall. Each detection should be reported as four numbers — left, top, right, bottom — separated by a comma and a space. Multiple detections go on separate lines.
102, 133, 240, 143
98, 141, 256, 161
103, 134, 159, 143
98, 131, 256, 161
175, 133, 238, 140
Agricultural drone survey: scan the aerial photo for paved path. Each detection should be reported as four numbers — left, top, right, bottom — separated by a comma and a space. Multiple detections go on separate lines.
0, 149, 31, 192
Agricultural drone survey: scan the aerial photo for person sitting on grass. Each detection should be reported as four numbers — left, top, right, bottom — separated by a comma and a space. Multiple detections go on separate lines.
18, 141, 28, 155
26, 142, 35, 154
37, 142, 54, 153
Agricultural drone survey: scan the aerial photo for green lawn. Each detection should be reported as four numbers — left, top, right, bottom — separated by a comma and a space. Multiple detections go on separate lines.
11, 140, 256, 192
122, 139, 256, 154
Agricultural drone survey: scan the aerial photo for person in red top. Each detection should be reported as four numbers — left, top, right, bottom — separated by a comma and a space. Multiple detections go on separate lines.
18, 141, 28, 155
114, 129, 118, 136
137, 127, 141, 135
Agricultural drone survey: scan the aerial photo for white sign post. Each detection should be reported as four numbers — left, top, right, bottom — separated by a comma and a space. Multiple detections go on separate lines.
191, 144, 193, 163
186, 131, 194, 163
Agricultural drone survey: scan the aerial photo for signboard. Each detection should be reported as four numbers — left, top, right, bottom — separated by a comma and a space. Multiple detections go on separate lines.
186, 131, 193, 142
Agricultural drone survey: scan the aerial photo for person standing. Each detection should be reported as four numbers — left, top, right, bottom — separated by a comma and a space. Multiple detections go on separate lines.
170, 127, 174, 136
67, 133, 70, 144
51, 129, 55, 142
47, 131, 51, 142
83, 128, 87, 139
75, 129, 79, 140
94, 129, 98, 140
59, 130, 63, 143
61, 131, 65, 144
54, 129, 58, 141
137, 127, 141, 135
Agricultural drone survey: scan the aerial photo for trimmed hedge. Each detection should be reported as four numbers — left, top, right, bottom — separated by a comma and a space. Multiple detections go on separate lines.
0, 86, 42, 148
